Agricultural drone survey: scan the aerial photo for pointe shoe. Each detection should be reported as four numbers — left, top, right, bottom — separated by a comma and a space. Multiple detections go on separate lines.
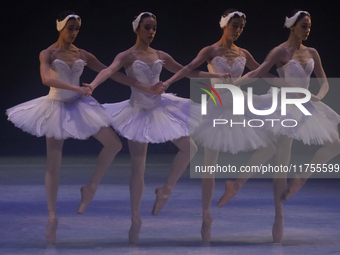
152, 187, 171, 216
281, 176, 302, 201
77, 185, 96, 214
217, 180, 240, 207
201, 215, 213, 243
272, 217, 284, 243
46, 217, 58, 244
129, 216, 142, 244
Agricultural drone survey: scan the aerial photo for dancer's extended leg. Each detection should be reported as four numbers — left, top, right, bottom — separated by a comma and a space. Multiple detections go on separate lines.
217, 142, 276, 207
282, 138, 340, 201
152, 136, 197, 215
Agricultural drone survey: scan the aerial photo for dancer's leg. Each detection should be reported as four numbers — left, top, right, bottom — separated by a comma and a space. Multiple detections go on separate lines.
152, 136, 197, 215
78, 127, 122, 213
272, 135, 292, 243
282, 138, 340, 201
201, 147, 219, 242
217, 142, 276, 207
127, 140, 148, 244
45, 137, 64, 244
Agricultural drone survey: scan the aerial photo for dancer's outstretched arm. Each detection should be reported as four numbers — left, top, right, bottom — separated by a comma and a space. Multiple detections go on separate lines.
242, 48, 296, 88
82, 50, 161, 95
236, 47, 283, 82
158, 48, 230, 91
86, 52, 127, 90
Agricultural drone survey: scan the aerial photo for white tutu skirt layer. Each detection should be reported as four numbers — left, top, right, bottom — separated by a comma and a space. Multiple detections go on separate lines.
263, 100, 340, 145
103, 94, 201, 143
6, 95, 111, 140
192, 92, 273, 154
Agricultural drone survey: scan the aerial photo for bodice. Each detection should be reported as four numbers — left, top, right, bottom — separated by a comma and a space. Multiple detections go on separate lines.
207, 56, 246, 96
208, 56, 246, 80
276, 58, 314, 89
48, 59, 86, 102
125, 59, 164, 109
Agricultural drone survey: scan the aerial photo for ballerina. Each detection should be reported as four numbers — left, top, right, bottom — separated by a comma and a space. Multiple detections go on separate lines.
160, 9, 285, 242
6, 11, 160, 244
222, 10, 340, 242
84, 12, 231, 244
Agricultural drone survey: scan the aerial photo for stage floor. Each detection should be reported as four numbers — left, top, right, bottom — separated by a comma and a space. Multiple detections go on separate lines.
0, 155, 339, 255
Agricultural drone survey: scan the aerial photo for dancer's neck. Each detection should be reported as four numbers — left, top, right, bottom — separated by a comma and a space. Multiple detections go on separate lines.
218, 33, 234, 49
56, 37, 73, 50
134, 38, 151, 52
286, 34, 303, 50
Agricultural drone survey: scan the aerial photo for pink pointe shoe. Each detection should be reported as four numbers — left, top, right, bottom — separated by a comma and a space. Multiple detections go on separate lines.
201, 215, 213, 243
272, 217, 284, 243
45, 217, 58, 244
152, 187, 172, 216
217, 180, 241, 207
281, 176, 304, 201
77, 185, 96, 214
129, 216, 142, 244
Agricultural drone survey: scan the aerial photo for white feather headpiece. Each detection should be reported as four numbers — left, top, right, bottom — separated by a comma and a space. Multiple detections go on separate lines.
284, 11, 310, 28
56, 14, 81, 31
220, 11, 246, 28
132, 12, 156, 32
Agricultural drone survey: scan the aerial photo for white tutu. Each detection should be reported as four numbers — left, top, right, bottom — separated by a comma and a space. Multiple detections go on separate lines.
262, 98, 340, 145
6, 59, 111, 140
104, 94, 201, 143
192, 56, 273, 153
103, 59, 201, 143
6, 95, 111, 140
264, 58, 340, 145
193, 90, 273, 154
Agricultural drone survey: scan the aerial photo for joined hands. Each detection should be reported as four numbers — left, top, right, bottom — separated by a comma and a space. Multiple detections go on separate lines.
222, 73, 233, 84
154, 81, 168, 95
310, 94, 321, 102
79, 83, 93, 97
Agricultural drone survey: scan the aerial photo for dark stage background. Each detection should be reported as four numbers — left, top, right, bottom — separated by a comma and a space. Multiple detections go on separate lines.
1, 0, 339, 156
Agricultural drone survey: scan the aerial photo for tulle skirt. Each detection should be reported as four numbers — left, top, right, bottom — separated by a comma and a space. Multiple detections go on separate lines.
192, 91, 273, 154
263, 99, 340, 145
6, 95, 111, 140
103, 93, 201, 143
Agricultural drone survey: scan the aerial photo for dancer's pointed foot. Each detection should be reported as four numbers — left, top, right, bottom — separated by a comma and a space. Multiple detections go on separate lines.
217, 180, 241, 207
201, 215, 213, 243
129, 216, 142, 244
77, 184, 96, 214
45, 216, 58, 244
152, 185, 172, 216
281, 176, 304, 201
272, 217, 284, 243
